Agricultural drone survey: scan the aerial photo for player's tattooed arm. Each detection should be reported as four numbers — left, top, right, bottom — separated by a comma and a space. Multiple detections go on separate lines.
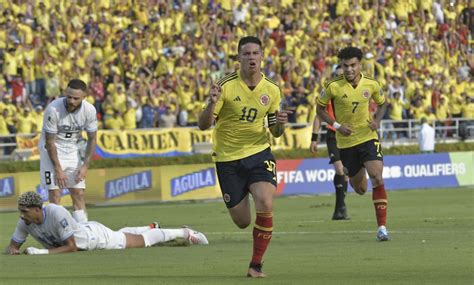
83, 131, 97, 168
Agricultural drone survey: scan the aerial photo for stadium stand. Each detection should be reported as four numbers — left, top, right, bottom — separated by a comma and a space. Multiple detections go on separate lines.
0, 0, 472, 158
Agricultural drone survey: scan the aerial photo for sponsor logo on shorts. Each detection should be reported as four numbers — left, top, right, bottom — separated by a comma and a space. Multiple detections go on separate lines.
0, 177, 14, 197
105, 171, 152, 199
223, 193, 231, 203
171, 168, 216, 197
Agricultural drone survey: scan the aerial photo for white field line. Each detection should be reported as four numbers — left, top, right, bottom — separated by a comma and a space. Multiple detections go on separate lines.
294, 217, 474, 224
206, 230, 474, 235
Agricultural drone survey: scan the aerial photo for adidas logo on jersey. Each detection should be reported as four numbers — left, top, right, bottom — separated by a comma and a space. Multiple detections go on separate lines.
233, 96, 242, 101
342, 94, 348, 99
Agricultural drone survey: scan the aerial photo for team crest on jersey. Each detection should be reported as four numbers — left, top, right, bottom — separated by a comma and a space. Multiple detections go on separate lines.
60, 218, 69, 228
363, 90, 370, 99
260, 94, 270, 106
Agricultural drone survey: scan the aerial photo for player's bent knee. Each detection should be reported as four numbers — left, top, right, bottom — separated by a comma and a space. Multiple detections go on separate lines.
234, 219, 251, 229
354, 187, 367, 195
48, 190, 61, 204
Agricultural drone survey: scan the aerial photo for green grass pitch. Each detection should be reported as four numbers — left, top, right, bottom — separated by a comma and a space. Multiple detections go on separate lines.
0, 187, 472, 285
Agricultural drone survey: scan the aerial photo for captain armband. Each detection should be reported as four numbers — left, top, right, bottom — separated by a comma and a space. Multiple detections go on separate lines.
267, 113, 277, 126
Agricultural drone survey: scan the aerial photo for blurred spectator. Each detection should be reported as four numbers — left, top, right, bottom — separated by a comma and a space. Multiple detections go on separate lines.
158, 106, 177, 128
32, 105, 44, 133
139, 98, 157, 128
15, 107, 36, 134
44, 70, 61, 103
0, 0, 469, 134
124, 101, 138, 130
459, 94, 474, 140
418, 117, 435, 153
435, 96, 451, 138
106, 110, 124, 130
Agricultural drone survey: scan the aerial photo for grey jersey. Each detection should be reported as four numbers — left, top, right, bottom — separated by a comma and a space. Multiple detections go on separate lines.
39, 98, 97, 154
11, 204, 89, 249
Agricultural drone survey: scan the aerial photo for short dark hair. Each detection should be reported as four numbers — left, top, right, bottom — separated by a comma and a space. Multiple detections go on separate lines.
238, 36, 262, 53
338, 46, 363, 61
67, 79, 87, 91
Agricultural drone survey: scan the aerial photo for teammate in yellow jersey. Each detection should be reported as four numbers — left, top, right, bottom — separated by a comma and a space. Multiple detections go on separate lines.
317, 46, 390, 242
310, 65, 350, 221
198, 36, 291, 278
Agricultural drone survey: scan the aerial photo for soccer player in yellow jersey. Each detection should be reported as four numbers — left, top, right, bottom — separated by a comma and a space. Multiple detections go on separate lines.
198, 36, 291, 278
310, 65, 350, 220
317, 47, 390, 242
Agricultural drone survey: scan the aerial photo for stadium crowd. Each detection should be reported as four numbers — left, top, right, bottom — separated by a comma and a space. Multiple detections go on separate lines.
0, 0, 472, 137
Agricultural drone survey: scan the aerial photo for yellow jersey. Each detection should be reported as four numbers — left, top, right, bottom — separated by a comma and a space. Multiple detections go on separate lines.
212, 71, 281, 162
318, 74, 385, 149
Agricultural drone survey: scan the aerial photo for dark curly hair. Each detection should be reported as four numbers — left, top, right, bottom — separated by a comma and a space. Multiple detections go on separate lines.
337, 46, 363, 61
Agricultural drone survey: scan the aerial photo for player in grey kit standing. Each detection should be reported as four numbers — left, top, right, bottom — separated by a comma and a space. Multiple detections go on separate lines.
39, 79, 97, 223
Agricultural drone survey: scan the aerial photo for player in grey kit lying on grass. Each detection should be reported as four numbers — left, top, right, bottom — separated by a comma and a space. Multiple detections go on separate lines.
5, 191, 208, 255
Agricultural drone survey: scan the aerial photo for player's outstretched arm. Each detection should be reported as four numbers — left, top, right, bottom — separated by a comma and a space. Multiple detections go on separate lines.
198, 83, 221, 130
25, 236, 78, 255
5, 240, 22, 255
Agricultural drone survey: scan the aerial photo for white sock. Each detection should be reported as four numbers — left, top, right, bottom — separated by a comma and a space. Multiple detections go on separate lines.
72, 210, 88, 223
141, 229, 186, 247
118, 226, 151, 234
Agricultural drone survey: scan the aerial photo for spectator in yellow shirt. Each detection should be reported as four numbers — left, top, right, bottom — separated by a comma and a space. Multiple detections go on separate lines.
32, 105, 44, 133
15, 107, 37, 134
123, 101, 137, 129
0, 109, 14, 155
106, 110, 124, 130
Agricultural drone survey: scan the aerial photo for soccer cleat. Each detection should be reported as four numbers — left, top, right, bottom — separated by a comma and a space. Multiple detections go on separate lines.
247, 262, 266, 278
183, 227, 209, 245
332, 206, 350, 220
376, 225, 390, 241
149, 221, 160, 229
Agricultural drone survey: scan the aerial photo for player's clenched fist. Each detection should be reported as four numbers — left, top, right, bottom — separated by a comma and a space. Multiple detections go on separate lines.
275, 109, 292, 125
208, 83, 221, 105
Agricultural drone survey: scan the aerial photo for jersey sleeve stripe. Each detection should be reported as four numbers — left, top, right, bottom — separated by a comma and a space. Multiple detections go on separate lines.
216, 72, 238, 86
323, 75, 344, 88
317, 98, 328, 106
363, 74, 380, 83
264, 77, 280, 88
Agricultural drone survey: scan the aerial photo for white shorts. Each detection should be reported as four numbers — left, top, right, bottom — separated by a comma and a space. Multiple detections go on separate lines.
81, 221, 126, 251
39, 146, 86, 190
